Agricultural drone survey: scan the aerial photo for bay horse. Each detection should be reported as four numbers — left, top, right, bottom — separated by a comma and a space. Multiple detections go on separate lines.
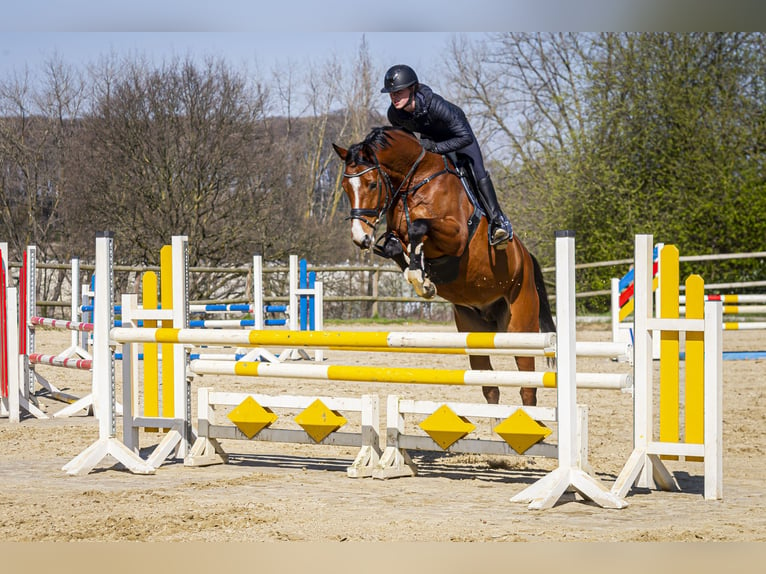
332, 126, 555, 406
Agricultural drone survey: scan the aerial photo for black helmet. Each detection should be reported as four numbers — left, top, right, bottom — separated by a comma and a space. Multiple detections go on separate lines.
381, 65, 418, 93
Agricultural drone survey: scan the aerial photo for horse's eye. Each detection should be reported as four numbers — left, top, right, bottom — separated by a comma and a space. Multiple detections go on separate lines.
369, 181, 378, 190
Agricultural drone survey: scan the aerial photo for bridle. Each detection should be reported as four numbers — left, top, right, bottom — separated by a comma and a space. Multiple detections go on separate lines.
343, 146, 457, 236
343, 162, 391, 230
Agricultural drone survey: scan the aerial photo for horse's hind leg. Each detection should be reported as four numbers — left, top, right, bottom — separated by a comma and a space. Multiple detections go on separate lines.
515, 356, 537, 406
453, 304, 499, 404
509, 299, 540, 407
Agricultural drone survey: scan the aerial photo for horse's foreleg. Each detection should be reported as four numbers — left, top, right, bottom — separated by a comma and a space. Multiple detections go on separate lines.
404, 219, 436, 299
377, 231, 410, 271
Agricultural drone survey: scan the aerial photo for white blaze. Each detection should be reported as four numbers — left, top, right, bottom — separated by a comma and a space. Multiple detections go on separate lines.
349, 177, 370, 245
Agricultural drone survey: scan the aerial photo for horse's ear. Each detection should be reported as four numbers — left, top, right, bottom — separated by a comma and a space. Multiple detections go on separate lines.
332, 143, 348, 160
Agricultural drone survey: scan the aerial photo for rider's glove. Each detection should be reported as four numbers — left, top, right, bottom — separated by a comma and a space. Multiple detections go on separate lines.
420, 138, 438, 153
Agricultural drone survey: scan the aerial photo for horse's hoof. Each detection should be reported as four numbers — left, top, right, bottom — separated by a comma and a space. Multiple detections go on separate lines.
423, 283, 437, 299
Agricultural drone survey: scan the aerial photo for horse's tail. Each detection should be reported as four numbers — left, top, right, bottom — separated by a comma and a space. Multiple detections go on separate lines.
532, 254, 556, 334
532, 253, 557, 369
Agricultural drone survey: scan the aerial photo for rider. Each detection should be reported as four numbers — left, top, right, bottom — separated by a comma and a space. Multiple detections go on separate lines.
381, 64, 513, 246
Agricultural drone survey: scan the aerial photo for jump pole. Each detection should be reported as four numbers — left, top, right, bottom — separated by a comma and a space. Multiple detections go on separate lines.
253, 254, 264, 329
1, 243, 26, 422
612, 243, 663, 359
118, 235, 194, 469
21, 244, 91, 417
1, 244, 26, 421
68, 256, 91, 355
189, 359, 630, 391
285, 254, 323, 361
182, 232, 624, 507
611, 234, 723, 500
110, 328, 556, 350
510, 230, 627, 510
1, 242, 10, 418
1, 245, 47, 421
62, 232, 155, 475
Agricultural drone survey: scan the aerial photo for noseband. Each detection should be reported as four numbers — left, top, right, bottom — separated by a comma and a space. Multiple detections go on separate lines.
342, 162, 391, 230
343, 147, 441, 233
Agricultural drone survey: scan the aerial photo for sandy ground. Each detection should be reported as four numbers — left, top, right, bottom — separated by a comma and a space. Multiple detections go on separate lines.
1, 323, 765, 544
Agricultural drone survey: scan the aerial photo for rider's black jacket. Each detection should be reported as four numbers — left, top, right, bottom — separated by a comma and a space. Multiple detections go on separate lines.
386, 84, 476, 155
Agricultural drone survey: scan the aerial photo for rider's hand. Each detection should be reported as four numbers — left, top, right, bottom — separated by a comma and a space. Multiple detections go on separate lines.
420, 138, 437, 152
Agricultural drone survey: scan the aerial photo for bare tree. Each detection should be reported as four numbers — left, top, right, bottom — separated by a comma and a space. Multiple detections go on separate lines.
73, 55, 271, 277
0, 56, 85, 262
328, 35, 382, 221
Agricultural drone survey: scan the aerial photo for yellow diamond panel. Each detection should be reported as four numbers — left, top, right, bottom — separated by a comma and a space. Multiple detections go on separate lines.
494, 409, 552, 454
294, 399, 347, 443
227, 396, 278, 439
418, 404, 476, 450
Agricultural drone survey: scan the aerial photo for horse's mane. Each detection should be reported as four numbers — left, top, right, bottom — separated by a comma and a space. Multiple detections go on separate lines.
347, 126, 417, 166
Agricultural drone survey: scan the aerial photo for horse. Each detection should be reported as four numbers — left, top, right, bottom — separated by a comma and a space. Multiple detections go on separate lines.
332, 126, 556, 406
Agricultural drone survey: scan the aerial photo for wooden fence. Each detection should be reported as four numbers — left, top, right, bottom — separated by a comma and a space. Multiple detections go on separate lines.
4, 250, 766, 322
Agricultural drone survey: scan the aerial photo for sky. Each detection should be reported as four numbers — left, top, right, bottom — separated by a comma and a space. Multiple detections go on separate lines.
0, 32, 469, 84
1, 0, 764, 82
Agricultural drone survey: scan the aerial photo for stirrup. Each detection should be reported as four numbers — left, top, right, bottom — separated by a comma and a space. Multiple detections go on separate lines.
489, 220, 513, 248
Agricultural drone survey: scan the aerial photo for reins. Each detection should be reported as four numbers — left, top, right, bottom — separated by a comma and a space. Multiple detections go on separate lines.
343, 143, 459, 235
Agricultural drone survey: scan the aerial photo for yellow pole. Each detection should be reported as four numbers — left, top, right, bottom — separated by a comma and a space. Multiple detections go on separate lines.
685, 274, 705, 461
142, 272, 159, 432
160, 245, 174, 421
659, 245, 680, 457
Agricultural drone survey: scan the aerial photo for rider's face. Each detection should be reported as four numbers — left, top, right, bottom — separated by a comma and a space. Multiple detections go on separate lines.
390, 87, 414, 111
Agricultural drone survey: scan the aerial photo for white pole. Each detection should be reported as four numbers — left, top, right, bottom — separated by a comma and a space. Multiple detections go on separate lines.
556, 231, 577, 469
62, 232, 155, 475
703, 300, 723, 500
92, 234, 113, 434
512, 231, 627, 509
611, 277, 621, 343
7, 287, 20, 423
611, 234, 676, 497
634, 234, 654, 485
0, 242, 9, 419
25, 246, 36, 399
314, 281, 324, 362
253, 255, 264, 330
289, 254, 299, 331
171, 235, 191, 458
70, 257, 80, 350
653, 243, 664, 360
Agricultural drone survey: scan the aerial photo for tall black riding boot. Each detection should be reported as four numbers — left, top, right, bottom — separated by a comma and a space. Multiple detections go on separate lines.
477, 175, 513, 247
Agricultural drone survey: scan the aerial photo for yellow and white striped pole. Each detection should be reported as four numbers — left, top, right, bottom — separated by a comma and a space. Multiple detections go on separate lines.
110, 327, 555, 351
189, 359, 631, 390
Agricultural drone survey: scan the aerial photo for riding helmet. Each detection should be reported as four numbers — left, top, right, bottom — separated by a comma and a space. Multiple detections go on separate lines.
381, 65, 419, 93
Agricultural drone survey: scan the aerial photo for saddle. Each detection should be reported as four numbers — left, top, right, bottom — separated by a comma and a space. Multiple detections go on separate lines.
446, 152, 485, 220
373, 153, 482, 285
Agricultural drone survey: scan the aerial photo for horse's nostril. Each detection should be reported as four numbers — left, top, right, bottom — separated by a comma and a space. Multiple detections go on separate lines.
352, 235, 371, 249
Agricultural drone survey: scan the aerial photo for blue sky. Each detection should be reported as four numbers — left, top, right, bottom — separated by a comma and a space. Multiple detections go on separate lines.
1, 1, 763, 83
0, 32, 469, 83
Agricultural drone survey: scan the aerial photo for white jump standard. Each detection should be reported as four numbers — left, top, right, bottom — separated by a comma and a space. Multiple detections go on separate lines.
62, 232, 156, 476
